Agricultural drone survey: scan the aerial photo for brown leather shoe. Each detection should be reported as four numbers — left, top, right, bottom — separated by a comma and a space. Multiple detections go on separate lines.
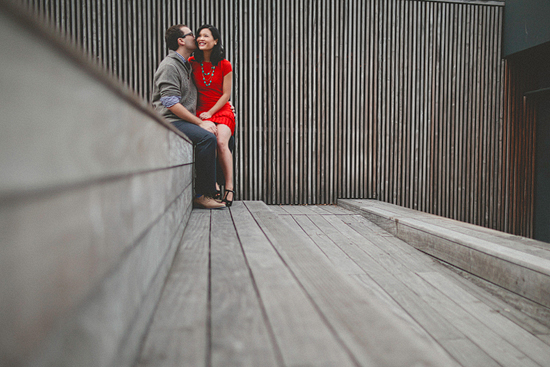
193, 195, 226, 209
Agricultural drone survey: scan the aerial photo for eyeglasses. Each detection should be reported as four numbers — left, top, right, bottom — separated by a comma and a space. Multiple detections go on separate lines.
180, 31, 194, 39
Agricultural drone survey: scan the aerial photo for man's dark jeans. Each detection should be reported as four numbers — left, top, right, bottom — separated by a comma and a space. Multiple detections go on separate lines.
172, 120, 217, 196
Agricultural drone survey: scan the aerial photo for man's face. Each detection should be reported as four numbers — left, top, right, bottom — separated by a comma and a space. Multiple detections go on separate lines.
180, 27, 196, 51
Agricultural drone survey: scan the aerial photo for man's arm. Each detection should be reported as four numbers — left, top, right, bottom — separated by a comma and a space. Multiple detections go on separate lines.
155, 63, 217, 134
167, 103, 217, 134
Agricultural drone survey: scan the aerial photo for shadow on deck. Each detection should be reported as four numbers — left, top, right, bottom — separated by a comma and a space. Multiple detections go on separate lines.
136, 201, 550, 367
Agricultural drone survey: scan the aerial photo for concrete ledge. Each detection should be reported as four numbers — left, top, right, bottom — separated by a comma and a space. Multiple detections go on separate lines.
338, 199, 550, 309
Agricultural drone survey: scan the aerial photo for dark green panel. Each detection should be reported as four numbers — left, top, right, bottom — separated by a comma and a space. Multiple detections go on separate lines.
504, 0, 550, 57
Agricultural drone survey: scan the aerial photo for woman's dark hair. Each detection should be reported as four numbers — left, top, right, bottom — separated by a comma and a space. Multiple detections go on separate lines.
194, 24, 225, 66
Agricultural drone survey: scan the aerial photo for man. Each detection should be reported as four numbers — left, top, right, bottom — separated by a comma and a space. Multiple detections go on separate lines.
152, 24, 225, 209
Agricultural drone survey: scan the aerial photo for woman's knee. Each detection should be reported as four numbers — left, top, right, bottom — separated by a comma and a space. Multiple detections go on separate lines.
217, 137, 230, 151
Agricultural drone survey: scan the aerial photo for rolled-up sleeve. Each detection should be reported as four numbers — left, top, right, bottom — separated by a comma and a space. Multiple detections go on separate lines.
160, 95, 180, 108
155, 64, 181, 106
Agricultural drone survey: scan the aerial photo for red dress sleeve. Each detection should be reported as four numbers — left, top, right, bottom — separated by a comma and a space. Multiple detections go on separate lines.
220, 59, 232, 76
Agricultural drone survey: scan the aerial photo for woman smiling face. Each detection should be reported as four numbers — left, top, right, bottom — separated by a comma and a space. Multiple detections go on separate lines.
196, 28, 217, 52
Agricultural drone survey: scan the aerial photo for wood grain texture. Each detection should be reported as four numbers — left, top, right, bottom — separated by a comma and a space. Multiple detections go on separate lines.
209, 208, 279, 367
1, 170, 193, 367
266, 205, 289, 215
136, 210, 211, 367
408, 275, 540, 367
301, 205, 335, 214
346, 211, 550, 363
231, 202, 356, 367
303, 214, 485, 359
276, 205, 311, 215
0, 10, 192, 196
282, 214, 366, 276
284, 205, 550, 366
134, 203, 550, 367
0, 13, 195, 365
419, 271, 550, 367
245, 201, 458, 367
339, 199, 550, 309
439, 266, 550, 336
26, 187, 191, 367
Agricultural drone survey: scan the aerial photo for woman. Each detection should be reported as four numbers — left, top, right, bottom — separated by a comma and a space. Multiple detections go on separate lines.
189, 25, 235, 207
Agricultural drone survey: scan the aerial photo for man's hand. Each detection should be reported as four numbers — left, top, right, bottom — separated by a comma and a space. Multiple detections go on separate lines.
229, 102, 236, 117
199, 120, 217, 134
167, 103, 217, 134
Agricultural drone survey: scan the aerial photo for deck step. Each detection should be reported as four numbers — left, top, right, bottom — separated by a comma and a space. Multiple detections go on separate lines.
338, 199, 550, 310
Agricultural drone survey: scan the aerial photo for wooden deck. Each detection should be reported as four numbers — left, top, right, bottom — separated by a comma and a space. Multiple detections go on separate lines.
135, 201, 550, 367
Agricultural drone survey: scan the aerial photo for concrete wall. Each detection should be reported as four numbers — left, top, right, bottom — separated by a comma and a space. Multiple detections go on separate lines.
0, 4, 193, 367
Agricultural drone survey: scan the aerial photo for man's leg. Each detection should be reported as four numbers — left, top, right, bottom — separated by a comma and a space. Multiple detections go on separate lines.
172, 120, 218, 197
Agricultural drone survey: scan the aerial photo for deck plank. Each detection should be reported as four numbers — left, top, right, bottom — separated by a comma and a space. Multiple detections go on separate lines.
316, 205, 355, 215
304, 213, 495, 366
352, 273, 503, 367
409, 273, 540, 367
344, 214, 550, 337
230, 202, 356, 366
302, 205, 335, 214
279, 214, 365, 276
139, 202, 550, 367
245, 201, 458, 367
209, 208, 279, 367
339, 199, 550, 311
439, 267, 550, 337
325, 214, 542, 367
136, 210, 210, 367
419, 271, 550, 367
341, 206, 550, 345
276, 205, 311, 215
267, 205, 289, 215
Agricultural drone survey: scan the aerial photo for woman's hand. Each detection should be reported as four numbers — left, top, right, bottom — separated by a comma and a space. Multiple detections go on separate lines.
200, 112, 212, 120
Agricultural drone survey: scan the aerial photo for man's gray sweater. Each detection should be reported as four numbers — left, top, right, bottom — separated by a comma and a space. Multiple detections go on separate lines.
151, 50, 197, 123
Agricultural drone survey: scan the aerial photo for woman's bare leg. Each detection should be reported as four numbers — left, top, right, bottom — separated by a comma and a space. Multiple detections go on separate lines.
216, 124, 234, 201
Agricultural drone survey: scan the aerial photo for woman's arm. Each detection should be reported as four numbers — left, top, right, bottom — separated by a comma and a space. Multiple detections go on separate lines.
199, 71, 232, 120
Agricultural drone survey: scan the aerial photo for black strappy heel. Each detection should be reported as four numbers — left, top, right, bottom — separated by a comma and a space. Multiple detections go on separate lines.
223, 189, 235, 207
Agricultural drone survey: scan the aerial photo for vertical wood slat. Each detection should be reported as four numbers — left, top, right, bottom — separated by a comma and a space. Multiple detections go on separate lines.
13, 0, 536, 237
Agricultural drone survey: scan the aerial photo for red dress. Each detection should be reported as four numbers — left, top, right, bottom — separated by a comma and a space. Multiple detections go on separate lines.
189, 57, 235, 135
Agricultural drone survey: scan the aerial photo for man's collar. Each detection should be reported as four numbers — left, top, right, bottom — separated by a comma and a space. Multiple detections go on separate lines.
169, 49, 188, 64
174, 52, 187, 64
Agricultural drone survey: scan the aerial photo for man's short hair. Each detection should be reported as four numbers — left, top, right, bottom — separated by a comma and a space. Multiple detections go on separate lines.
165, 24, 187, 51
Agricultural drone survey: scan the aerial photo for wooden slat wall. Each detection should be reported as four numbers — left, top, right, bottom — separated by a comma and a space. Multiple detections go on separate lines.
16, 0, 536, 237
